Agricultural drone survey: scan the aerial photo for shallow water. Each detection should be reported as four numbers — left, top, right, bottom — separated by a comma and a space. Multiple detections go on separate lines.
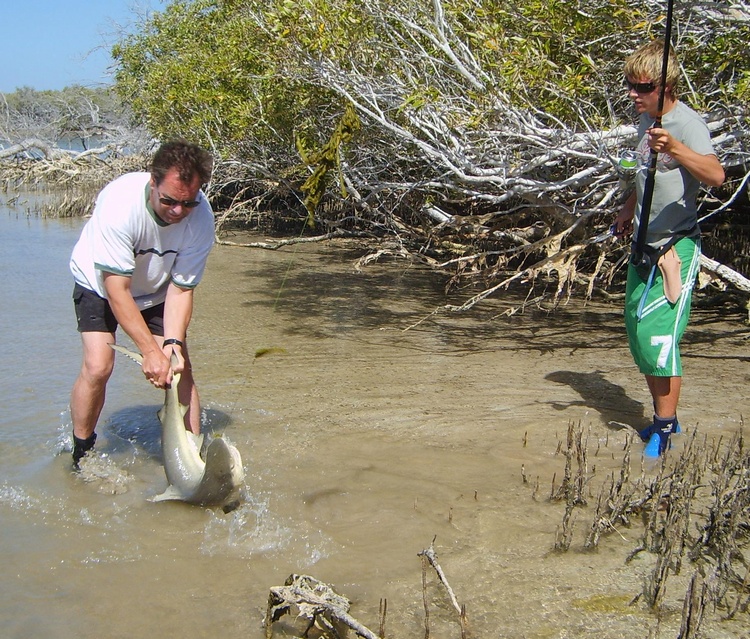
1, 201, 749, 638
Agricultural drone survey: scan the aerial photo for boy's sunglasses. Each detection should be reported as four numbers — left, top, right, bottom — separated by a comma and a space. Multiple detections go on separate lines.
625, 79, 658, 95
157, 190, 201, 209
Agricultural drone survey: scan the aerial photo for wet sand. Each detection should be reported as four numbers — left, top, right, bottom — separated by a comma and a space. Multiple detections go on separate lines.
186, 239, 749, 638
1, 214, 748, 638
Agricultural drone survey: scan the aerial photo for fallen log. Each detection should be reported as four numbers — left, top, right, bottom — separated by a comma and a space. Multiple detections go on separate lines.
0, 138, 71, 161
699, 255, 750, 321
699, 255, 750, 294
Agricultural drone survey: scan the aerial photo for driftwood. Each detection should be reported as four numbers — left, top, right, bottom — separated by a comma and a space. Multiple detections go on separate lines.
264, 540, 468, 639
699, 255, 750, 293
0, 141, 144, 197
418, 538, 468, 639
427, 205, 750, 312
0, 138, 71, 161
265, 574, 379, 639
699, 255, 750, 321
0, 138, 125, 164
677, 571, 708, 639
215, 229, 370, 249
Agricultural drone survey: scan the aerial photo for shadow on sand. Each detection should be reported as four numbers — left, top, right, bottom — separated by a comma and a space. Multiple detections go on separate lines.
544, 369, 647, 430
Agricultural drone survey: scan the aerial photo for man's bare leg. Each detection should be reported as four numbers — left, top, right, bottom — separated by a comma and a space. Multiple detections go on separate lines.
70, 331, 115, 463
646, 374, 681, 419
641, 374, 682, 456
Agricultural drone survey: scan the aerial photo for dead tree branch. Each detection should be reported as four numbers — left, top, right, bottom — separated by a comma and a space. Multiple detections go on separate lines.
418, 538, 468, 638
265, 574, 379, 639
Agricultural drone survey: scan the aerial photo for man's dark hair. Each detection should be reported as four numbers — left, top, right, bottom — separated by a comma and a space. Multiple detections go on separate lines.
151, 139, 213, 186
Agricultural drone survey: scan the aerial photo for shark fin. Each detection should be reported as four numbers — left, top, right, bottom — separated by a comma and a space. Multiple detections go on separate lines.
187, 431, 205, 453
150, 485, 186, 502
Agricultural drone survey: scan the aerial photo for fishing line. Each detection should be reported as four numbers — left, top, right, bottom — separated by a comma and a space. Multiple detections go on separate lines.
697, 171, 750, 225
272, 215, 311, 311
221, 186, 309, 426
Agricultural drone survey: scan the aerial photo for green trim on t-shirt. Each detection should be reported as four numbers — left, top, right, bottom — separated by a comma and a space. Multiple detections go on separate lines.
171, 276, 198, 290
94, 262, 134, 276
145, 182, 170, 227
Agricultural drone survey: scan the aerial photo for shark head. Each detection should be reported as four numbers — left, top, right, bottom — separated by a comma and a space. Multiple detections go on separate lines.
188, 437, 245, 505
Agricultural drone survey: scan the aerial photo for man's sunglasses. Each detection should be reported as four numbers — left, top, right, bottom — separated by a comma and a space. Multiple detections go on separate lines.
625, 79, 658, 95
157, 190, 201, 209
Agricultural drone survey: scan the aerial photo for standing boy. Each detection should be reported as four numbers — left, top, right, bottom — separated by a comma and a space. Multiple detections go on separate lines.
613, 40, 724, 456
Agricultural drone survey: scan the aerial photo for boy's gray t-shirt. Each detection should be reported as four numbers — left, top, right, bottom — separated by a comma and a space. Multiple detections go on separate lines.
633, 100, 716, 250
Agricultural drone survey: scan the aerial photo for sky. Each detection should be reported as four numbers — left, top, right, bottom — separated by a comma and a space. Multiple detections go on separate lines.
0, 0, 167, 93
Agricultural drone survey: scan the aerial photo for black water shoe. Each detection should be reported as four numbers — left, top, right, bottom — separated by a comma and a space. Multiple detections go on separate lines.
72, 432, 97, 469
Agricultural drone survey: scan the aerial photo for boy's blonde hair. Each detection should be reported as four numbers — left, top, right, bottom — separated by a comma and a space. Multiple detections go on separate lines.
624, 39, 680, 99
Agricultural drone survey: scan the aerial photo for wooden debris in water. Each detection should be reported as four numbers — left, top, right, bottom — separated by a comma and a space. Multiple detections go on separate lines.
554, 502, 577, 552
1, 151, 146, 218
265, 573, 379, 639
677, 571, 707, 639
532, 475, 540, 501
550, 421, 590, 506
378, 598, 387, 639
420, 550, 431, 639
418, 538, 468, 639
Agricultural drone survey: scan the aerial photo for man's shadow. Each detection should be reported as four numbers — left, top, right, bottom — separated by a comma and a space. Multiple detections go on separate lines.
545, 370, 646, 429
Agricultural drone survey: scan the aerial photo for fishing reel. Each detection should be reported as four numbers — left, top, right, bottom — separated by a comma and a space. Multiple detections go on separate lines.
630, 247, 655, 271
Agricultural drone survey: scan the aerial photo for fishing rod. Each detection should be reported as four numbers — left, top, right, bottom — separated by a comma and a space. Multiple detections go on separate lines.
630, 0, 676, 269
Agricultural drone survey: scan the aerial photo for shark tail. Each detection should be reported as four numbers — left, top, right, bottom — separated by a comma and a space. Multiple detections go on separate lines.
110, 343, 144, 365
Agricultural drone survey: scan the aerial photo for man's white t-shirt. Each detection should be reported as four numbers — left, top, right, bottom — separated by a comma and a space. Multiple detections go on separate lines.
70, 172, 215, 310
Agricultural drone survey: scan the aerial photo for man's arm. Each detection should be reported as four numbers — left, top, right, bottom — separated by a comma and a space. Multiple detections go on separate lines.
614, 191, 637, 238
161, 282, 195, 372
103, 272, 171, 386
647, 127, 725, 187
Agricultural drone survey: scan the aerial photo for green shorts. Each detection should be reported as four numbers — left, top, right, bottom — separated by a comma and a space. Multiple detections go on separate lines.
624, 236, 700, 377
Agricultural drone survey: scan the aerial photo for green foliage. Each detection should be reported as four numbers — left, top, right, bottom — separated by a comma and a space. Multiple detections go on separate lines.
447, 0, 645, 121
112, 0, 374, 158
297, 102, 360, 226
679, 21, 750, 110
112, 0, 749, 160
113, 0, 265, 147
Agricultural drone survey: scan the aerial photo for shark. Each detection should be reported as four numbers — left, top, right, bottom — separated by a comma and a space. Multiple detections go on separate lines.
111, 344, 244, 506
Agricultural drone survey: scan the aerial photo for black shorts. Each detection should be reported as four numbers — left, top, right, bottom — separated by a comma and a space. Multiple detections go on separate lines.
73, 283, 165, 336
